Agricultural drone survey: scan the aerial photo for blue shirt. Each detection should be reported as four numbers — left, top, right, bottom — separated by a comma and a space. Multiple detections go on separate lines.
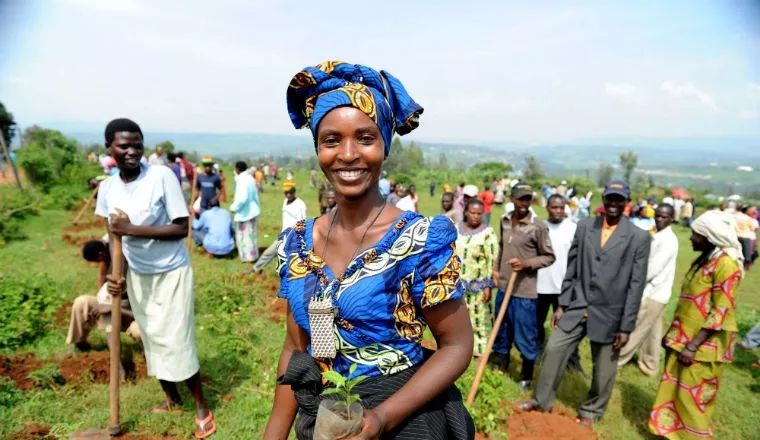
379, 178, 391, 198
276, 212, 463, 378
229, 171, 260, 222
196, 173, 221, 209
192, 207, 235, 255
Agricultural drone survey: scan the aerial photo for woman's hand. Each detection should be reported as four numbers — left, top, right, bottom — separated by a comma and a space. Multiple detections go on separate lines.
347, 408, 387, 440
482, 287, 492, 304
678, 346, 696, 366
106, 274, 126, 297
109, 209, 132, 237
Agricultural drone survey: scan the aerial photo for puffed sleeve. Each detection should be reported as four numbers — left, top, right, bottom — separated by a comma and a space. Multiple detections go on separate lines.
275, 228, 295, 299
703, 255, 742, 331
412, 215, 464, 309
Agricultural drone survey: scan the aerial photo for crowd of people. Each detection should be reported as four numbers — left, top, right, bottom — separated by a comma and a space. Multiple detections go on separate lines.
71, 61, 756, 440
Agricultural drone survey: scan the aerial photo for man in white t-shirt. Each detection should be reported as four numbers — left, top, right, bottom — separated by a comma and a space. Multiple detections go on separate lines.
537, 194, 583, 373
147, 145, 168, 166
254, 179, 307, 273
618, 203, 679, 375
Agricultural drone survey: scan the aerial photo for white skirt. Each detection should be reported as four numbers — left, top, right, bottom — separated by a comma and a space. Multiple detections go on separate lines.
126, 264, 199, 382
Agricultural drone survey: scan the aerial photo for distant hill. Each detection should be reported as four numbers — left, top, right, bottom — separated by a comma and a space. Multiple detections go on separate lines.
68, 131, 315, 158
61, 130, 760, 190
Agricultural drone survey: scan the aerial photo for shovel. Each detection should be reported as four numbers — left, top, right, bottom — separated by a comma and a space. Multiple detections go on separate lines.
466, 271, 517, 405
72, 187, 99, 225
70, 234, 124, 439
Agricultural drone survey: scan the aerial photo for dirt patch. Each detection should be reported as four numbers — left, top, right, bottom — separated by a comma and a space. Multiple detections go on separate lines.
0, 353, 44, 390
507, 408, 598, 440
64, 219, 102, 232
61, 219, 104, 247
58, 351, 148, 385
59, 351, 112, 384
0, 169, 25, 186
0, 352, 147, 390
68, 430, 178, 439
54, 302, 72, 326
7, 424, 53, 440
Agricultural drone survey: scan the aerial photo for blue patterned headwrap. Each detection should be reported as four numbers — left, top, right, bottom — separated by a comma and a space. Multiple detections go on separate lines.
287, 60, 424, 157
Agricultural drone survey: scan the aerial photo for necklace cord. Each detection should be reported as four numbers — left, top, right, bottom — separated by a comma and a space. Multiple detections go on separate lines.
320, 202, 387, 271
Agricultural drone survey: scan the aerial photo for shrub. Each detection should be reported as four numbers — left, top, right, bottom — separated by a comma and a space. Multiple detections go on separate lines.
0, 187, 41, 247
16, 127, 98, 204
28, 364, 65, 389
0, 273, 60, 349
0, 376, 22, 408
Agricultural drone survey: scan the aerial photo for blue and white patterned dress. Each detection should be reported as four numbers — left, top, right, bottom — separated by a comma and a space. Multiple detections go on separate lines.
276, 211, 464, 379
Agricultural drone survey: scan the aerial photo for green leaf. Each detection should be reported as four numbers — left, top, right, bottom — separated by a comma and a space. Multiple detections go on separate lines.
320, 388, 343, 396
322, 370, 346, 388
349, 363, 357, 376
349, 375, 367, 387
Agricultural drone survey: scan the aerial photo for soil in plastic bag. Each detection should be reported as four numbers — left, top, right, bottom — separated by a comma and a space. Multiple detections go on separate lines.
313, 400, 364, 440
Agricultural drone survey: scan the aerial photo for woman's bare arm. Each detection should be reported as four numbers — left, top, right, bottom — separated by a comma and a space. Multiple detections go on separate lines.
353, 299, 474, 437
264, 306, 309, 440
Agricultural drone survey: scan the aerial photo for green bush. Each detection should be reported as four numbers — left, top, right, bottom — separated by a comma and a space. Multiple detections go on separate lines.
28, 364, 65, 389
0, 273, 60, 349
458, 368, 514, 435
0, 376, 22, 408
15, 126, 100, 211
0, 187, 41, 247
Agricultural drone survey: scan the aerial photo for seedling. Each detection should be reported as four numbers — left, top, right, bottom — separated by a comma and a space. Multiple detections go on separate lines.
321, 363, 366, 419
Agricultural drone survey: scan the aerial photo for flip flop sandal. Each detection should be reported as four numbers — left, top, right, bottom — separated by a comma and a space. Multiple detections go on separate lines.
151, 402, 183, 414
195, 411, 217, 439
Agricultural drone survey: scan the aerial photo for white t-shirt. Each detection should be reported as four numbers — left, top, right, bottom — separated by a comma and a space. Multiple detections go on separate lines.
282, 197, 307, 231
148, 153, 168, 166
537, 219, 577, 294
95, 164, 190, 274
643, 226, 679, 304
396, 195, 417, 212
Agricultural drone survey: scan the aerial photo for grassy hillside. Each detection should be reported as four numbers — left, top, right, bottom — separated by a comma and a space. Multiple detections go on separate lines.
0, 170, 758, 439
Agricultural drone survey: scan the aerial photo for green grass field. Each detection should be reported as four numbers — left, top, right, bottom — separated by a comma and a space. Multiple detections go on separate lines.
1, 168, 758, 439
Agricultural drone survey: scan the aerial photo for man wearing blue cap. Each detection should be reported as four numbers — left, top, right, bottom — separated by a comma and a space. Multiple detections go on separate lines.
519, 179, 650, 427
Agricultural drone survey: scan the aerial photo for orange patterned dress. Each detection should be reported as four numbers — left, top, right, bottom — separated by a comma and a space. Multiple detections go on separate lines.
649, 252, 741, 439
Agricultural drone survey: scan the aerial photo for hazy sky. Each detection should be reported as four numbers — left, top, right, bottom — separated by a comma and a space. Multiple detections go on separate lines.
1, 0, 759, 144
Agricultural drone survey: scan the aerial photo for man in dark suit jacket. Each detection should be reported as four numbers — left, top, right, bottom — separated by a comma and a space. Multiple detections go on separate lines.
519, 180, 650, 427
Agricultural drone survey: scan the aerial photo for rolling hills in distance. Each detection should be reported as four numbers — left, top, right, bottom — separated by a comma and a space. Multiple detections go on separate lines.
62, 130, 760, 192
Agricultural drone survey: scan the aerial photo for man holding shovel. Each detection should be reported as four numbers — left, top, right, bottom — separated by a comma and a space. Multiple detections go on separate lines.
519, 180, 650, 428
96, 118, 215, 438
491, 183, 555, 390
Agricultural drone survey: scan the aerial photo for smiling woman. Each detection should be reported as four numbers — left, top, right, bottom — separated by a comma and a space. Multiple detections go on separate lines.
96, 118, 215, 439
264, 62, 475, 440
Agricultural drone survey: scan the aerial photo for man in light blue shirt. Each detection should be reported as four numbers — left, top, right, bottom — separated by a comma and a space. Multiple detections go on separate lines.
230, 161, 261, 264
191, 198, 235, 256
378, 171, 391, 199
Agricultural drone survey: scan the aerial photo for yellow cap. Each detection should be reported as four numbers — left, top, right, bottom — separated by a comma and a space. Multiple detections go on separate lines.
283, 179, 296, 192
